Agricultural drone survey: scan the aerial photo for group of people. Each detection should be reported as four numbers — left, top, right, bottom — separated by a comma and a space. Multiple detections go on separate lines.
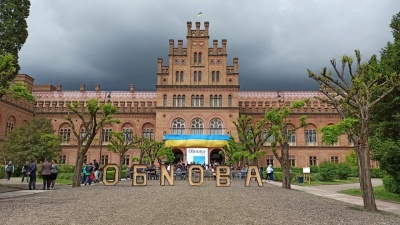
3, 159, 59, 190
81, 159, 102, 185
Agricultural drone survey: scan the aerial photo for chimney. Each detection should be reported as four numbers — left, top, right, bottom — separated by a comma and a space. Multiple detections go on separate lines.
129, 84, 135, 93
94, 84, 100, 92
80, 84, 85, 92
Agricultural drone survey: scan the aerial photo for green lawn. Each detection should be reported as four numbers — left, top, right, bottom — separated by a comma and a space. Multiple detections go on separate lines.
296, 177, 360, 186
339, 186, 400, 203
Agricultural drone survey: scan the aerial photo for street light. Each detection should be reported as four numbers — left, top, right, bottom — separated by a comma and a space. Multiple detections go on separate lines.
99, 92, 112, 166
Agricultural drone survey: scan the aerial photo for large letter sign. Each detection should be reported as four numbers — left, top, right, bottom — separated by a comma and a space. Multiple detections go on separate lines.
216, 165, 231, 187
132, 165, 147, 186
102, 164, 120, 186
160, 164, 174, 186
244, 165, 263, 187
188, 165, 204, 186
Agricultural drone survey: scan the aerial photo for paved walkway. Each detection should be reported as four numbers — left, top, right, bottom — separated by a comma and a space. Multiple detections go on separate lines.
268, 178, 400, 215
1, 177, 399, 215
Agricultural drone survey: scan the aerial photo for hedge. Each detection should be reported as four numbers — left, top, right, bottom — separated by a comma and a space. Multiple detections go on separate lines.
0, 165, 5, 179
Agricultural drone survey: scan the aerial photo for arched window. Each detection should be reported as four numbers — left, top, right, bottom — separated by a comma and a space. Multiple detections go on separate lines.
210, 95, 214, 107
194, 52, 197, 63
191, 95, 195, 107
180, 71, 183, 82
102, 127, 113, 143
218, 95, 222, 107
171, 118, 185, 135
175, 71, 179, 82
177, 95, 181, 107
216, 71, 220, 82
198, 52, 202, 63
214, 95, 218, 107
305, 125, 317, 146
173, 95, 177, 107
228, 95, 232, 107
212, 71, 215, 82
286, 124, 296, 146
122, 123, 134, 143
5, 116, 15, 136
182, 95, 186, 107
194, 71, 197, 82
209, 118, 223, 135
190, 118, 204, 135
142, 123, 154, 140
198, 71, 202, 82
59, 124, 71, 145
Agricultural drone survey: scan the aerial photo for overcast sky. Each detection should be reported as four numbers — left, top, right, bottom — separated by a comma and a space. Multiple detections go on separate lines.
18, 0, 399, 91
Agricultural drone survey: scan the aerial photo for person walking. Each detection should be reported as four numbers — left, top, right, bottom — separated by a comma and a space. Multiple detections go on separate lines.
50, 159, 59, 189
266, 165, 273, 182
28, 159, 38, 190
21, 161, 30, 182
5, 161, 14, 181
84, 163, 93, 185
41, 159, 52, 190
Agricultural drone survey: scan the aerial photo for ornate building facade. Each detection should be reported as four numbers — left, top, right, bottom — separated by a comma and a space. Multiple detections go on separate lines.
0, 21, 354, 167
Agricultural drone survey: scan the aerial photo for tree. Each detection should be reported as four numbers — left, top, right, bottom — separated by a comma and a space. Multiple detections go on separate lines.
0, 0, 30, 95
137, 137, 174, 166
233, 115, 268, 165
3, 118, 61, 164
0, 0, 30, 68
65, 99, 119, 187
308, 50, 400, 211
107, 131, 137, 180
369, 11, 400, 191
264, 100, 307, 189
221, 136, 246, 168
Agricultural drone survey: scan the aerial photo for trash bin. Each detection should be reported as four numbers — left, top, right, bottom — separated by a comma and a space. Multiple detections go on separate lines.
298, 176, 304, 184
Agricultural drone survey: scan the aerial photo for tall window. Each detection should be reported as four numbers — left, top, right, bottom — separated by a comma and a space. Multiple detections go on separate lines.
60, 155, 67, 164
289, 156, 296, 167
175, 71, 179, 82
102, 128, 112, 143
173, 95, 177, 107
198, 71, 202, 82
194, 71, 197, 82
212, 71, 215, 82
209, 118, 223, 135
171, 118, 185, 135
5, 116, 15, 136
101, 155, 109, 165
216, 71, 220, 82
192, 95, 204, 107
60, 127, 71, 144
83, 155, 88, 164
174, 95, 185, 107
210, 95, 222, 107
191, 118, 204, 135
163, 95, 167, 107
122, 128, 133, 143
305, 129, 317, 145
309, 156, 317, 166
228, 95, 232, 107
142, 127, 154, 140
266, 155, 274, 166
287, 127, 296, 145
331, 156, 339, 163
124, 155, 130, 166
194, 52, 197, 63
198, 52, 202, 63
180, 71, 183, 82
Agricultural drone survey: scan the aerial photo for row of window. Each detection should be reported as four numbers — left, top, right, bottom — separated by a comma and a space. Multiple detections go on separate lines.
171, 118, 223, 135
266, 155, 340, 167
164, 95, 233, 107
174, 71, 222, 83
59, 154, 131, 166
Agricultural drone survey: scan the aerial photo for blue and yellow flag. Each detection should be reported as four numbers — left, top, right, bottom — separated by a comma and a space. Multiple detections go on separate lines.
164, 134, 229, 148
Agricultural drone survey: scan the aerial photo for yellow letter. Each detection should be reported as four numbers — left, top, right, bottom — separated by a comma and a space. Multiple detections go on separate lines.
102, 164, 119, 186
132, 165, 147, 186
160, 164, 174, 186
216, 165, 231, 187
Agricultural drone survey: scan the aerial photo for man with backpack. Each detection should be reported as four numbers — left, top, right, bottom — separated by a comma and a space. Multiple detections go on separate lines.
5, 161, 14, 180
84, 163, 94, 185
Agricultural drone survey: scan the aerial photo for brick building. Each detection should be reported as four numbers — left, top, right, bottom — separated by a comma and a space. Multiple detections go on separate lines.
0, 21, 354, 167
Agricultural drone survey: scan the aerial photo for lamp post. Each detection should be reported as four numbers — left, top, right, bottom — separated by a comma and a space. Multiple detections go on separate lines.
99, 92, 111, 166
277, 91, 284, 104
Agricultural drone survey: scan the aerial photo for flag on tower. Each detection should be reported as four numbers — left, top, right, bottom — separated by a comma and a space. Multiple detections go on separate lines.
198, 12, 202, 17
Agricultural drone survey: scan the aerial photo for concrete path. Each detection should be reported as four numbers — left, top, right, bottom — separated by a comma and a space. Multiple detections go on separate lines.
268, 178, 400, 215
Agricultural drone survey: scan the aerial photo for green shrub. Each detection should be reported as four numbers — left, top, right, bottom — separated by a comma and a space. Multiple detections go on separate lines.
290, 167, 303, 174
273, 172, 282, 181
319, 161, 337, 181
310, 166, 319, 173
349, 167, 359, 177
58, 165, 75, 173
311, 173, 321, 181
382, 175, 400, 194
57, 173, 73, 181
0, 165, 5, 179
370, 168, 385, 178
336, 163, 351, 180
272, 167, 282, 172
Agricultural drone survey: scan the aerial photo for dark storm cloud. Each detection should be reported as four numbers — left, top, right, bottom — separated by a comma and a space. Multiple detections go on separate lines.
18, 0, 399, 91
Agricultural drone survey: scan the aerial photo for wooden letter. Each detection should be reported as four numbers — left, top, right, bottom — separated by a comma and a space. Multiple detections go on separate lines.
160, 164, 174, 186
244, 166, 263, 187
102, 164, 119, 186
188, 165, 204, 186
132, 164, 147, 186
216, 165, 231, 187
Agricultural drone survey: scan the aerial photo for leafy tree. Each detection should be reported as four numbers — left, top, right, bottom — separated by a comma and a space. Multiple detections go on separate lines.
137, 137, 174, 166
370, 12, 400, 193
221, 136, 246, 168
3, 118, 61, 164
264, 100, 307, 189
107, 131, 137, 180
0, 0, 30, 69
65, 99, 119, 187
308, 49, 400, 211
233, 115, 268, 165
0, 53, 16, 97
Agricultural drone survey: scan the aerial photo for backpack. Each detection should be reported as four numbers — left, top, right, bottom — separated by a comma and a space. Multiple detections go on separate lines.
86, 165, 93, 173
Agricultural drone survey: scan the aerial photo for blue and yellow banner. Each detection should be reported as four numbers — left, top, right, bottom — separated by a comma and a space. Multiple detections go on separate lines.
164, 134, 229, 148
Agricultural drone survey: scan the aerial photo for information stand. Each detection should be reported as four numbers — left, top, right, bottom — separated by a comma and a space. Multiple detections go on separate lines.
303, 167, 311, 184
